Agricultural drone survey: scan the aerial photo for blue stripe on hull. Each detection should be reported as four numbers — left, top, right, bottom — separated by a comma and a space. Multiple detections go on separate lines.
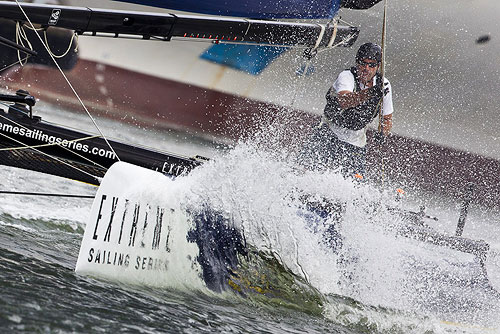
200, 44, 288, 75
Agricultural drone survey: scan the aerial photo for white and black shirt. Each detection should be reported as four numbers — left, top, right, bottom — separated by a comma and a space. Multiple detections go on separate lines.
323, 69, 394, 148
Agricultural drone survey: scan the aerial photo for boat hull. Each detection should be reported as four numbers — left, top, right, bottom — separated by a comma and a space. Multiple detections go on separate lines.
3, 60, 309, 142
2, 61, 500, 208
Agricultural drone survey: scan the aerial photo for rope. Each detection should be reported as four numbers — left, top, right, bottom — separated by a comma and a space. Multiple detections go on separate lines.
0, 55, 30, 72
15, 22, 33, 66
313, 24, 326, 50
0, 24, 35, 71
316, 34, 355, 55
289, 59, 311, 108
289, 20, 352, 108
19, 23, 43, 32
289, 20, 350, 108
243, 19, 252, 36
377, 0, 388, 187
0, 106, 104, 181
327, 19, 338, 48
14, 0, 121, 163
0, 190, 95, 198
43, 29, 79, 58
378, 0, 388, 133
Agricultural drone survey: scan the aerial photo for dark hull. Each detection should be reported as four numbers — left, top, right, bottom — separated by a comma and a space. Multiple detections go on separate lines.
0, 101, 202, 185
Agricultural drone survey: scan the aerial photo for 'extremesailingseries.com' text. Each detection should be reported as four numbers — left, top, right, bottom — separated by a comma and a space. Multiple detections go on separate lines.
0, 121, 116, 159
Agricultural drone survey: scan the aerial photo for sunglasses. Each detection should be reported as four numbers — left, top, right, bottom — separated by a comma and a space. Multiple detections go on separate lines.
357, 60, 379, 68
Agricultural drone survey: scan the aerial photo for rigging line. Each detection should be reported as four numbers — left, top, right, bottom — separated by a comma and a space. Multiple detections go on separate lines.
0, 190, 95, 199
288, 24, 326, 108
313, 24, 326, 50
14, 0, 121, 162
18, 24, 44, 31
43, 30, 79, 58
0, 134, 108, 170
16, 23, 31, 50
327, 19, 338, 48
20, 23, 43, 31
378, 0, 388, 133
15, 22, 33, 66
164, 33, 350, 50
243, 19, 252, 36
0, 101, 182, 164
0, 110, 109, 170
289, 24, 348, 108
316, 35, 355, 55
0, 55, 30, 73
289, 56, 312, 108
0, 131, 102, 182
22, 19, 81, 58
18, 24, 34, 58
338, 18, 354, 26
377, 0, 388, 187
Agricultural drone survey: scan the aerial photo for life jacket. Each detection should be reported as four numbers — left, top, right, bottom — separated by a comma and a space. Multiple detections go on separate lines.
323, 67, 382, 131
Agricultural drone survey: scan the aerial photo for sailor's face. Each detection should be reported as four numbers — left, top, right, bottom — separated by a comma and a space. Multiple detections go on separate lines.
356, 58, 379, 84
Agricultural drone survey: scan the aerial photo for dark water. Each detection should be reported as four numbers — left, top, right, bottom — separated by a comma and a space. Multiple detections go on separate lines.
0, 207, 354, 334
1, 103, 500, 334
2, 165, 500, 334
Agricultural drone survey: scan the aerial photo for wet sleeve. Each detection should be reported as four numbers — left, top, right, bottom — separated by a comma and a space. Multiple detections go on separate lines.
333, 70, 355, 93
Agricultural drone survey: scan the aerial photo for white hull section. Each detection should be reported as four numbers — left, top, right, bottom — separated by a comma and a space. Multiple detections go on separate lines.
76, 162, 205, 288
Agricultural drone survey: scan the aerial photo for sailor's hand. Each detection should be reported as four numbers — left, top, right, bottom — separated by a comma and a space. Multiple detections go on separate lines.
369, 81, 389, 100
367, 85, 385, 100
325, 87, 336, 103
382, 82, 389, 96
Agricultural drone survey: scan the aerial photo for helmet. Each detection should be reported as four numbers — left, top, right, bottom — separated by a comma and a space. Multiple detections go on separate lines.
356, 42, 382, 63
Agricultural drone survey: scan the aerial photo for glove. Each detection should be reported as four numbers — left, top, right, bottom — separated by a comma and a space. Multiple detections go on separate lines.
381, 82, 389, 96
373, 131, 385, 145
368, 86, 383, 100
367, 82, 389, 100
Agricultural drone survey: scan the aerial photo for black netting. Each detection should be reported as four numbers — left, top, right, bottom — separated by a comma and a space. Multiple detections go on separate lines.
0, 142, 105, 185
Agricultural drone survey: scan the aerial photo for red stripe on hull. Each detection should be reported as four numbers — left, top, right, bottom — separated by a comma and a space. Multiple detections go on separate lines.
2, 60, 499, 208
2, 60, 309, 141
366, 134, 500, 208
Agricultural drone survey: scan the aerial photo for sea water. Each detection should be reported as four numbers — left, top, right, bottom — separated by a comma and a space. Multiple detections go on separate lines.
1, 102, 500, 333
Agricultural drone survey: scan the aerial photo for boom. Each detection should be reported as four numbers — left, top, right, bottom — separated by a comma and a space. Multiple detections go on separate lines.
0, 1, 359, 48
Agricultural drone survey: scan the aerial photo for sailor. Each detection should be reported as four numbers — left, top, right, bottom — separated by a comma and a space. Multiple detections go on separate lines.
299, 42, 393, 177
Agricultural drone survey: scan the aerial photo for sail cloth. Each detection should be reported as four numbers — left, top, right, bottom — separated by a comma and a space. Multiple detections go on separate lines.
113, 0, 342, 19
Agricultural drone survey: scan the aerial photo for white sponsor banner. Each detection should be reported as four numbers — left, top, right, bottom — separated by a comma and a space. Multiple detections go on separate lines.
76, 162, 202, 289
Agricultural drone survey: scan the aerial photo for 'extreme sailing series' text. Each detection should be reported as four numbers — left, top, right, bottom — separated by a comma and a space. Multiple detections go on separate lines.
0, 121, 116, 159
86, 194, 173, 272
